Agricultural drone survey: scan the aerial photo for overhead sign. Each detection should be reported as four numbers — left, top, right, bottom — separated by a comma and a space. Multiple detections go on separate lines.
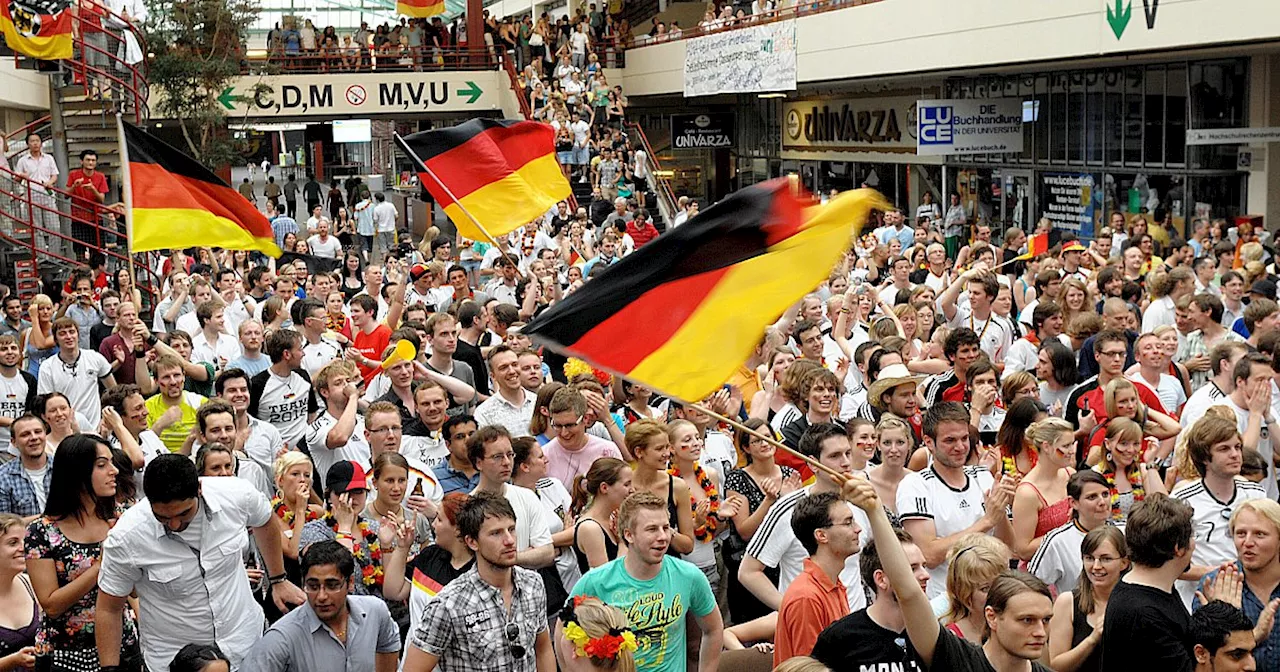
1186, 127, 1280, 145
220, 71, 500, 117
783, 97, 918, 151
671, 113, 734, 150
915, 98, 1023, 156
683, 19, 796, 97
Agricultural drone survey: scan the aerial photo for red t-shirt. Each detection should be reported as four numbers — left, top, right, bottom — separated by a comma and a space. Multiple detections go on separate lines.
353, 323, 391, 383
67, 168, 107, 220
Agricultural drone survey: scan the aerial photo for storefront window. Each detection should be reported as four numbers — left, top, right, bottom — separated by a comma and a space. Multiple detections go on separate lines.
1124, 67, 1143, 166
1189, 59, 1248, 171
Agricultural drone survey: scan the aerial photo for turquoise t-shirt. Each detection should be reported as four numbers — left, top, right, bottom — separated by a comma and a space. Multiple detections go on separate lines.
571, 556, 715, 672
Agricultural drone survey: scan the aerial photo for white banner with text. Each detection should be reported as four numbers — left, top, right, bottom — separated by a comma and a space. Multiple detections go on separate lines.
683, 20, 796, 97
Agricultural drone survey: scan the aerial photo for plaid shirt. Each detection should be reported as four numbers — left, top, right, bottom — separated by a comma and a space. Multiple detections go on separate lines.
409, 565, 547, 672
1178, 328, 1246, 389
0, 456, 52, 517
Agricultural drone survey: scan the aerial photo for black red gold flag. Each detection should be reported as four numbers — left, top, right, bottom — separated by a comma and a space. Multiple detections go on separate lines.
395, 119, 570, 241
524, 180, 889, 402
0, 0, 72, 60
118, 119, 280, 256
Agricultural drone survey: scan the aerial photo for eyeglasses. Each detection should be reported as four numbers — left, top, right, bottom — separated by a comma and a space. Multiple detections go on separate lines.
1083, 554, 1122, 565
551, 416, 584, 431
505, 621, 526, 658
369, 425, 402, 435
487, 451, 515, 462
1098, 350, 1127, 359
823, 518, 857, 529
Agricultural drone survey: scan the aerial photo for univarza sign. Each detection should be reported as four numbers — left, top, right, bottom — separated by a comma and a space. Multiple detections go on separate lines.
783, 97, 918, 151
915, 98, 1023, 155
671, 113, 735, 150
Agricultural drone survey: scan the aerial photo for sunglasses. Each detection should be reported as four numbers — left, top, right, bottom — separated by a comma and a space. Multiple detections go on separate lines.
506, 621, 526, 658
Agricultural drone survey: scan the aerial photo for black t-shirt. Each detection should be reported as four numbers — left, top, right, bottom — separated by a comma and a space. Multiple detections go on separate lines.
89, 321, 114, 353
454, 339, 489, 397
812, 609, 923, 672
932, 626, 1052, 672
1101, 581, 1193, 672
406, 543, 473, 591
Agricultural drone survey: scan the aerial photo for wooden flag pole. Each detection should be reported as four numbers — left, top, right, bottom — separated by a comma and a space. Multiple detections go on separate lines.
114, 113, 142, 302
393, 133, 526, 279
686, 401, 850, 484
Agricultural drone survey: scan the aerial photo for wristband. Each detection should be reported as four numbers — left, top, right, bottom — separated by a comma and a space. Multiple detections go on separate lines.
146, 334, 158, 347
268, 572, 288, 585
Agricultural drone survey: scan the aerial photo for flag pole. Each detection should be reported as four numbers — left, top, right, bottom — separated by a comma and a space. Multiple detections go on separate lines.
114, 114, 140, 302
685, 400, 851, 484
393, 133, 524, 277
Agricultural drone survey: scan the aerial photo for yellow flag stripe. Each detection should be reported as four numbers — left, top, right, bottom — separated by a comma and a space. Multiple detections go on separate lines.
132, 207, 283, 256
441, 153, 569, 242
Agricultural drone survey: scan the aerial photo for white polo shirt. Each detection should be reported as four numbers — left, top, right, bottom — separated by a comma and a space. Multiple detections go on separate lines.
98, 477, 272, 672
190, 331, 241, 368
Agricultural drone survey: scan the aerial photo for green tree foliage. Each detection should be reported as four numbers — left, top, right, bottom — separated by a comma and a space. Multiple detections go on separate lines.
144, 0, 261, 167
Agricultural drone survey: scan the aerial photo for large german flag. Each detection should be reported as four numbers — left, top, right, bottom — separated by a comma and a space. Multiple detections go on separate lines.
119, 120, 281, 256
524, 180, 889, 402
395, 120, 569, 242
397, 0, 445, 17
0, 0, 72, 60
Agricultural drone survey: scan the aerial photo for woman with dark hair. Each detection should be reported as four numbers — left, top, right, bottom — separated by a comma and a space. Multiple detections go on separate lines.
529, 381, 566, 445
1037, 340, 1079, 417
339, 250, 365, 301
569, 456, 632, 572
613, 380, 662, 429
996, 398, 1049, 479
25, 434, 143, 670
169, 643, 230, 672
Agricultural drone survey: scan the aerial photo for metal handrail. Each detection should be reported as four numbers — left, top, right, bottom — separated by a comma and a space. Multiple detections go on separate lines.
623, 121, 678, 225
242, 46, 500, 75
601, 0, 883, 51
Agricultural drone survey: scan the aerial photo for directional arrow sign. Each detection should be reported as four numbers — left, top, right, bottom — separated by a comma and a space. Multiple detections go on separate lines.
456, 81, 482, 105
217, 86, 240, 110
1107, 0, 1132, 40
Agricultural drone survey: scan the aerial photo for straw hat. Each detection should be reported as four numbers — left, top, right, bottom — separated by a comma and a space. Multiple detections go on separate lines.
867, 364, 926, 411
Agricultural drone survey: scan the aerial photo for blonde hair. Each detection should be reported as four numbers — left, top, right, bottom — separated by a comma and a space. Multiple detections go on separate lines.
1241, 241, 1265, 264
624, 419, 668, 456
944, 533, 1012, 623
1102, 378, 1139, 419
0, 513, 23, 538
560, 596, 637, 672
1025, 417, 1074, 452
1231, 499, 1280, 538
772, 658, 832, 672
273, 451, 313, 485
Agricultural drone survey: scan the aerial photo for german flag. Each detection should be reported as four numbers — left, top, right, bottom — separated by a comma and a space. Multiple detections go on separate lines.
524, 181, 889, 402
118, 119, 281, 256
1019, 232, 1050, 260
395, 119, 570, 242
0, 0, 72, 60
397, 0, 445, 17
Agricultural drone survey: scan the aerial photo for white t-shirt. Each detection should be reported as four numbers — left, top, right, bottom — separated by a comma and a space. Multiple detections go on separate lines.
534, 477, 581, 593
305, 411, 371, 483
0, 370, 32, 456
1172, 477, 1266, 608
945, 306, 1015, 365
36, 350, 112, 427
897, 465, 995, 598
569, 31, 587, 54
699, 431, 737, 497
1027, 521, 1086, 597
24, 461, 49, 510
110, 430, 168, 493
500, 483, 553, 553
570, 120, 590, 146
301, 337, 343, 378
743, 485, 870, 612
309, 234, 342, 258
251, 370, 314, 448
1126, 372, 1187, 418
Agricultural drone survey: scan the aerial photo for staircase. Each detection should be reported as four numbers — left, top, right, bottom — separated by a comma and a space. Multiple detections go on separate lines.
0, 3, 158, 307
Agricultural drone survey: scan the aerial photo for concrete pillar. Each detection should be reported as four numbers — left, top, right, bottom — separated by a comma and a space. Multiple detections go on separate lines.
1247, 53, 1280, 228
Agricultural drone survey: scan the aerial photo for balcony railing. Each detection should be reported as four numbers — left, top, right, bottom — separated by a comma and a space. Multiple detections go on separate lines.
241, 46, 505, 75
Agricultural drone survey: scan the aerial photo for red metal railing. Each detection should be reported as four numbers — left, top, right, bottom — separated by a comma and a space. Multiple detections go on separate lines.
1, 0, 159, 305
242, 46, 502, 74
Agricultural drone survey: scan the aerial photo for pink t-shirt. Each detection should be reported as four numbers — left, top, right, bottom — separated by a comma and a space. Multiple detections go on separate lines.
543, 434, 622, 488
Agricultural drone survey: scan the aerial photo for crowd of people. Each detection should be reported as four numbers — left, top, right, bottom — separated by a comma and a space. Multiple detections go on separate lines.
3, 151, 1280, 672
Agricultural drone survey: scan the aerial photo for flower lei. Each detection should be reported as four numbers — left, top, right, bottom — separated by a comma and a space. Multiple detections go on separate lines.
272, 496, 321, 526
668, 463, 720, 542
564, 357, 613, 387
1102, 464, 1144, 522
322, 510, 384, 588
1000, 443, 1038, 478
561, 596, 638, 662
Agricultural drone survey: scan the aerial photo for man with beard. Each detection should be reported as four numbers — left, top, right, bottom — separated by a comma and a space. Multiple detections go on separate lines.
0, 335, 36, 459
402, 381, 451, 467
570, 492, 723, 672
403, 493, 555, 671
246, 541, 400, 671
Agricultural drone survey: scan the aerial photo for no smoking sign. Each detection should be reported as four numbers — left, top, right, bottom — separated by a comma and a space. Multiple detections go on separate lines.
346, 85, 367, 106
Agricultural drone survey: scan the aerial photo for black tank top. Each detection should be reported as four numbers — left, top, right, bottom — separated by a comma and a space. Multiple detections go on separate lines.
573, 518, 618, 573
1070, 590, 1103, 672
0, 575, 38, 657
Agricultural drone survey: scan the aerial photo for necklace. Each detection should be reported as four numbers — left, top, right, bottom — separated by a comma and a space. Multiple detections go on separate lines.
1102, 463, 1144, 522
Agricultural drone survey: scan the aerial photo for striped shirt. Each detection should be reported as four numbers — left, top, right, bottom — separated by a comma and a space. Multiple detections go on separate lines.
1028, 521, 1088, 597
